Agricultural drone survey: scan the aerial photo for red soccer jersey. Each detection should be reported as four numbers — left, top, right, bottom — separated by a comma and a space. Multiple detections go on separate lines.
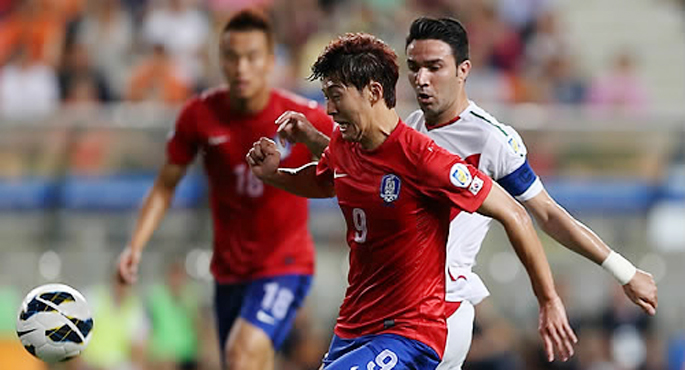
167, 87, 334, 283
316, 121, 493, 358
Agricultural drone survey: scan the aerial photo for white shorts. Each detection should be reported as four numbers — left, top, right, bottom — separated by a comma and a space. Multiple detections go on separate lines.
437, 300, 475, 370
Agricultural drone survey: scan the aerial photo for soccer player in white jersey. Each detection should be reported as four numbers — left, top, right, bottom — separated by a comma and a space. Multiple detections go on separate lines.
275, 17, 657, 370
402, 17, 657, 369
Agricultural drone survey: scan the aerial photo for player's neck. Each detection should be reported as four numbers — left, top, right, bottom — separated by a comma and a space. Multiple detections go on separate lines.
229, 88, 271, 116
425, 94, 470, 126
360, 108, 399, 151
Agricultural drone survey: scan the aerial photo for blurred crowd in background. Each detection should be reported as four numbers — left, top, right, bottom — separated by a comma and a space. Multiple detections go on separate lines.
0, 0, 670, 120
1, 0, 685, 370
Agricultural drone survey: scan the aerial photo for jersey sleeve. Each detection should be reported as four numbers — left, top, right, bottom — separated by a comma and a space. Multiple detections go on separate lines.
480, 125, 543, 201
166, 101, 200, 165
416, 140, 493, 213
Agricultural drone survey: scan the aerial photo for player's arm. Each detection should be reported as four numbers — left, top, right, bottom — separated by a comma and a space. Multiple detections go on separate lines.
118, 163, 188, 284
477, 183, 577, 362
275, 110, 330, 158
247, 137, 335, 198
522, 190, 657, 315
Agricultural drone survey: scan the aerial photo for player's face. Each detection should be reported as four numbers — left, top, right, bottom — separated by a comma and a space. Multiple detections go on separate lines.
406, 39, 465, 122
322, 79, 371, 142
220, 30, 274, 100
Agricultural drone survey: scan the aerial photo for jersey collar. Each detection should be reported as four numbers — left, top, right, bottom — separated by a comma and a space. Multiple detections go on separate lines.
425, 100, 476, 131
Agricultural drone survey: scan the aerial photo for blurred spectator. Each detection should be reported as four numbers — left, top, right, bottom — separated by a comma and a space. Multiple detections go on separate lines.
141, 0, 210, 88
0, 44, 59, 120
488, 12, 523, 72
524, 10, 569, 86
587, 50, 650, 115
575, 328, 618, 370
58, 43, 112, 103
81, 274, 149, 370
464, 301, 523, 370
496, 0, 555, 41
75, 0, 134, 99
146, 260, 201, 370
270, 0, 324, 89
543, 56, 587, 105
0, 0, 13, 17
279, 305, 330, 370
601, 285, 655, 370
126, 44, 191, 104
64, 75, 104, 108
0, 0, 65, 67
207, 0, 272, 16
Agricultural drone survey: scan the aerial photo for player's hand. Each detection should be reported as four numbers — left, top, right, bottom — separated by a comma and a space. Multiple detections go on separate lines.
622, 269, 658, 315
117, 246, 141, 284
275, 111, 318, 146
246, 137, 281, 181
538, 295, 577, 362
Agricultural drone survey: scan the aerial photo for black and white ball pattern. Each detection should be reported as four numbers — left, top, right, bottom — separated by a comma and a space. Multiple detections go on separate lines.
16, 284, 93, 363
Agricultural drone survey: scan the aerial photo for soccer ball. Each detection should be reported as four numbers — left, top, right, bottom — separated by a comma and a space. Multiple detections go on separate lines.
16, 283, 94, 363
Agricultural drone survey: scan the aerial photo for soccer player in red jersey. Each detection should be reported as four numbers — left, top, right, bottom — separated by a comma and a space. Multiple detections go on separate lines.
247, 33, 576, 369
116, 9, 334, 370
276, 17, 658, 369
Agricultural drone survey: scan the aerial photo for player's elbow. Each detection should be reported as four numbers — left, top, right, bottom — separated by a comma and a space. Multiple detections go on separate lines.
531, 201, 569, 234
501, 201, 533, 231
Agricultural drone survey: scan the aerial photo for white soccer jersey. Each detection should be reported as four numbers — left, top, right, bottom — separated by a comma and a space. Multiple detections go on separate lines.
406, 101, 544, 304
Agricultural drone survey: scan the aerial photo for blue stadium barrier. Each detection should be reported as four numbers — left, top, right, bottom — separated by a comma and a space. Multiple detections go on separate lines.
543, 178, 659, 214
0, 175, 666, 213
58, 172, 206, 211
0, 178, 58, 210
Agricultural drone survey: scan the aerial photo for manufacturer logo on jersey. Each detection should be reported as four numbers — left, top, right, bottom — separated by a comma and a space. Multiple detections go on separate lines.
256, 310, 275, 325
380, 174, 401, 203
450, 163, 472, 188
469, 176, 484, 195
273, 134, 292, 159
508, 137, 523, 156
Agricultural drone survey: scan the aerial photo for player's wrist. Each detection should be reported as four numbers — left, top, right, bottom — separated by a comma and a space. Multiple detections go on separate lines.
601, 251, 637, 285
536, 289, 560, 305
307, 130, 329, 152
126, 244, 143, 257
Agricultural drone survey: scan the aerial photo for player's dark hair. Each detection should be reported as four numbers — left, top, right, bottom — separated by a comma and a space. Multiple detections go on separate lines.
222, 8, 274, 49
406, 17, 469, 65
310, 33, 399, 108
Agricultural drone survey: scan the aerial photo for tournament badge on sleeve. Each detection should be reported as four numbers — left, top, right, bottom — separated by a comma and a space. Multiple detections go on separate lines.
449, 163, 472, 188
380, 174, 401, 204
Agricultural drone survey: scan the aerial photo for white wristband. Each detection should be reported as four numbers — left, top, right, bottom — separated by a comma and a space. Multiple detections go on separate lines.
601, 251, 637, 285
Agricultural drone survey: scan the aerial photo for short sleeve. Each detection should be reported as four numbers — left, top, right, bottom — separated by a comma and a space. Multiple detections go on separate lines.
480, 127, 543, 201
416, 141, 493, 213
166, 102, 199, 165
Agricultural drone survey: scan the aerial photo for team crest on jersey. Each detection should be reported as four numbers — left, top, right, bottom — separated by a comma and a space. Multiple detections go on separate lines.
508, 137, 523, 156
380, 174, 401, 203
450, 163, 472, 188
273, 134, 292, 159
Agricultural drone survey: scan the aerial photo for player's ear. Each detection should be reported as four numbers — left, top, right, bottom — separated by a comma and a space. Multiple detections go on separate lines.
457, 60, 471, 82
368, 81, 384, 106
